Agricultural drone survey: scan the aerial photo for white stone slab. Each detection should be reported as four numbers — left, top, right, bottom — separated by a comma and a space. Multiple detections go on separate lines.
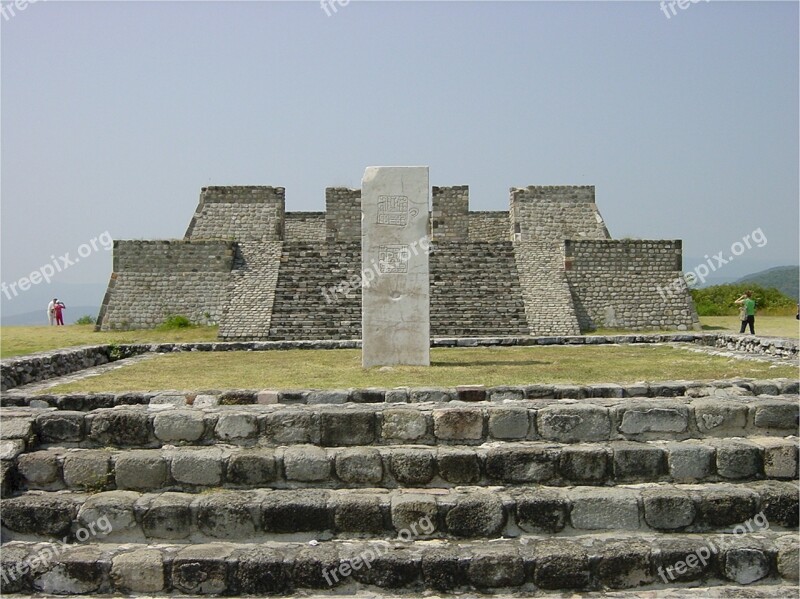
361, 166, 430, 367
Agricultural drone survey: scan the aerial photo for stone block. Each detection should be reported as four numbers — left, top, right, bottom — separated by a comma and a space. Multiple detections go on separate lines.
350, 389, 386, 403
618, 405, 688, 435
385, 388, 409, 403
667, 442, 715, 481
331, 493, 384, 533
537, 404, 610, 442
656, 538, 712, 582
172, 544, 233, 594
559, 446, 608, 483
722, 546, 770, 584
468, 547, 524, 588
262, 410, 318, 444
389, 448, 435, 485
456, 385, 486, 402
777, 535, 799, 581
17, 450, 59, 485
319, 411, 375, 446
215, 413, 258, 441
486, 446, 557, 483
0, 439, 24, 460
488, 408, 530, 439
111, 549, 166, 593
334, 447, 383, 484
409, 387, 454, 403
36, 411, 84, 443
170, 448, 223, 486
514, 489, 568, 533
437, 448, 481, 484
381, 409, 429, 441
612, 442, 666, 481
753, 401, 799, 430
595, 540, 653, 589
261, 490, 331, 533
757, 438, 799, 479
306, 390, 349, 405
693, 400, 748, 434
63, 450, 111, 490
195, 492, 257, 539
696, 487, 757, 527
114, 450, 167, 490
391, 493, 438, 533
348, 547, 421, 588
528, 540, 591, 590
1, 494, 78, 536
88, 410, 152, 446
421, 548, 464, 591
236, 547, 291, 594
487, 386, 526, 401
32, 546, 105, 595
445, 493, 505, 537
293, 544, 340, 588
570, 488, 640, 530
226, 450, 277, 486
642, 488, 696, 530
256, 389, 279, 405
754, 481, 799, 528
78, 490, 139, 534
153, 410, 205, 442
138, 492, 193, 539
283, 445, 331, 481
433, 408, 484, 440
716, 440, 762, 479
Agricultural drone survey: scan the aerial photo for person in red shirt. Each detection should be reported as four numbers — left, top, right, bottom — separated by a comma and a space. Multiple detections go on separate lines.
53, 300, 66, 326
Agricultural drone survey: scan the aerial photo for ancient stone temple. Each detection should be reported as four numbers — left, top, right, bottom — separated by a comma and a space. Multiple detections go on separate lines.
95, 183, 699, 338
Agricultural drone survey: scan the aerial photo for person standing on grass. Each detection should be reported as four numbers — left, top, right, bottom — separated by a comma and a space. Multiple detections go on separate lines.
53, 300, 66, 326
47, 298, 56, 325
735, 291, 756, 335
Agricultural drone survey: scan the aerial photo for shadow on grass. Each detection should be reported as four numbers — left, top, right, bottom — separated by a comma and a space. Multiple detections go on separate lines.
701, 325, 728, 331
431, 360, 552, 367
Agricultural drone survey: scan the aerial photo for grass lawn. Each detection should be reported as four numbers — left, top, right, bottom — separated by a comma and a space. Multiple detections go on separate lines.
0, 325, 219, 359
1, 316, 797, 359
42, 345, 799, 394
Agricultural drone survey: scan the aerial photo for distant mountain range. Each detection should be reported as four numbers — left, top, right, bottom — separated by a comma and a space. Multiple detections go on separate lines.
1, 306, 99, 326
736, 265, 799, 300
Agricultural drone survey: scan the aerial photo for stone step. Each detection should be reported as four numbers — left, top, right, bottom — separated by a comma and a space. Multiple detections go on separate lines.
2, 482, 797, 544
0, 531, 797, 594
11, 438, 798, 493
10, 395, 798, 450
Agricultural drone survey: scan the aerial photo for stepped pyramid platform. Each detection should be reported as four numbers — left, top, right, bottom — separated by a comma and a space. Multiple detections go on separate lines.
1, 377, 797, 596
95, 183, 699, 338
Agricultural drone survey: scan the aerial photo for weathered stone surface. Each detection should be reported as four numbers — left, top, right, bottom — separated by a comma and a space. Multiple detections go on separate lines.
227, 450, 277, 486
758, 438, 799, 479
215, 413, 258, 440
0, 545, 33, 593
514, 489, 568, 533
263, 411, 318, 444
722, 547, 770, 584
36, 411, 84, 443
283, 445, 330, 481
170, 448, 223, 486
389, 449, 435, 485
195, 492, 257, 539
78, 490, 139, 534
391, 493, 438, 533
753, 481, 799, 528
596, 540, 653, 589
153, 410, 205, 442
32, 546, 105, 595
570, 488, 640, 530
667, 442, 715, 481
694, 400, 748, 434
656, 538, 712, 582
261, 490, 331, 533
319, 411, 375, 446
111, 549, 165, 593
0, 439, 24, 460
433, 408, 484, 440
236, 546, 291, 594
612, 442, 666, 480
537, 405, 610, 442
361, 166, 430, 367
381, 409, 429, 441
559, 445, 608, 483
114, 450, 167, 490
293, 544, 340, 588
528, 539, 591, 590
172, 544, 232, 594
437, 448, 480, 484
138, 492, 192, 539
468, 547, 524, 588
306, 390, 349, 405
17, 450, 59, 485
753, 401, 799, 430
488, 408, 530, 439
618, 405, 688, 434
63, 450, 111, 490
89, 409, 152, 446
348, 547, 421, 588
421, 547, 465, 591
331, 493, 383, 533
486, 446, 557, 483
776, 535, 799, 581
409, 388, 454, 403
1, 494, 78, 536
642, 488, 696, 530
716, 440, 762, 479
334, 447, 383, 484
445, 493, 505, 537
696, 487, 757, 527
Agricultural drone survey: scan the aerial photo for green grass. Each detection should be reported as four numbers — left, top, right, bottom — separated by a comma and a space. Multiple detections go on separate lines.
42, 345, 799, 394
0, 325, 219, 359
699, 315, 799, 338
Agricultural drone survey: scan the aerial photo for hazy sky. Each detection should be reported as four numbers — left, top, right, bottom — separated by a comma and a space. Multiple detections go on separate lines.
1, 0, 798, 315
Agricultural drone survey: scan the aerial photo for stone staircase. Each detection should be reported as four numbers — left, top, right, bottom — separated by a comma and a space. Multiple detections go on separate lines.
430, 242, 530, 337
1, 382, 797, 595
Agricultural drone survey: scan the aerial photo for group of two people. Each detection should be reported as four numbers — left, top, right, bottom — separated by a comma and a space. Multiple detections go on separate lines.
47, 298, 66, 326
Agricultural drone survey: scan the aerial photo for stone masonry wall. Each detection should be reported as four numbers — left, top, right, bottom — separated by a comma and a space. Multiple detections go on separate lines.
185, 186, 286, 241
325, 188, 361, 242
565, 240, 700, 331
514, 241, 581, 335
470, 212, 510, 241
431, 186, 469, 241
510, 186, 610, 242
285, 213, 325, 242
96, 240, 234, 331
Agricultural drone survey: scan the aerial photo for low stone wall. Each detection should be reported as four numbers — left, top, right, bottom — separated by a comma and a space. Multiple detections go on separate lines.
2, 333, 796, 393
285, 212, 325, 242
469, 211, 509, 241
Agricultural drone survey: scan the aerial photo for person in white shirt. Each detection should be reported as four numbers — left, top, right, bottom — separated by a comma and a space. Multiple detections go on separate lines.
47, 298, 57, 326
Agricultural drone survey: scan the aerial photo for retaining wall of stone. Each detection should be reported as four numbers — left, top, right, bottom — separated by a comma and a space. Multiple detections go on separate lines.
470, 211, 509, 241
285, 213, 325, 242
325, 188, 361, 242
184, 186, 286, 241
509, 186, 610, 242
431, 186, 469, 241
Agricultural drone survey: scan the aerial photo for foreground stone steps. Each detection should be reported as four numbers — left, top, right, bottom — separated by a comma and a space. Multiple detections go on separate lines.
3, 482, 797, 544
11, 437, 799, 493
6, 395, 796, 452
1, 531, 797, 595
